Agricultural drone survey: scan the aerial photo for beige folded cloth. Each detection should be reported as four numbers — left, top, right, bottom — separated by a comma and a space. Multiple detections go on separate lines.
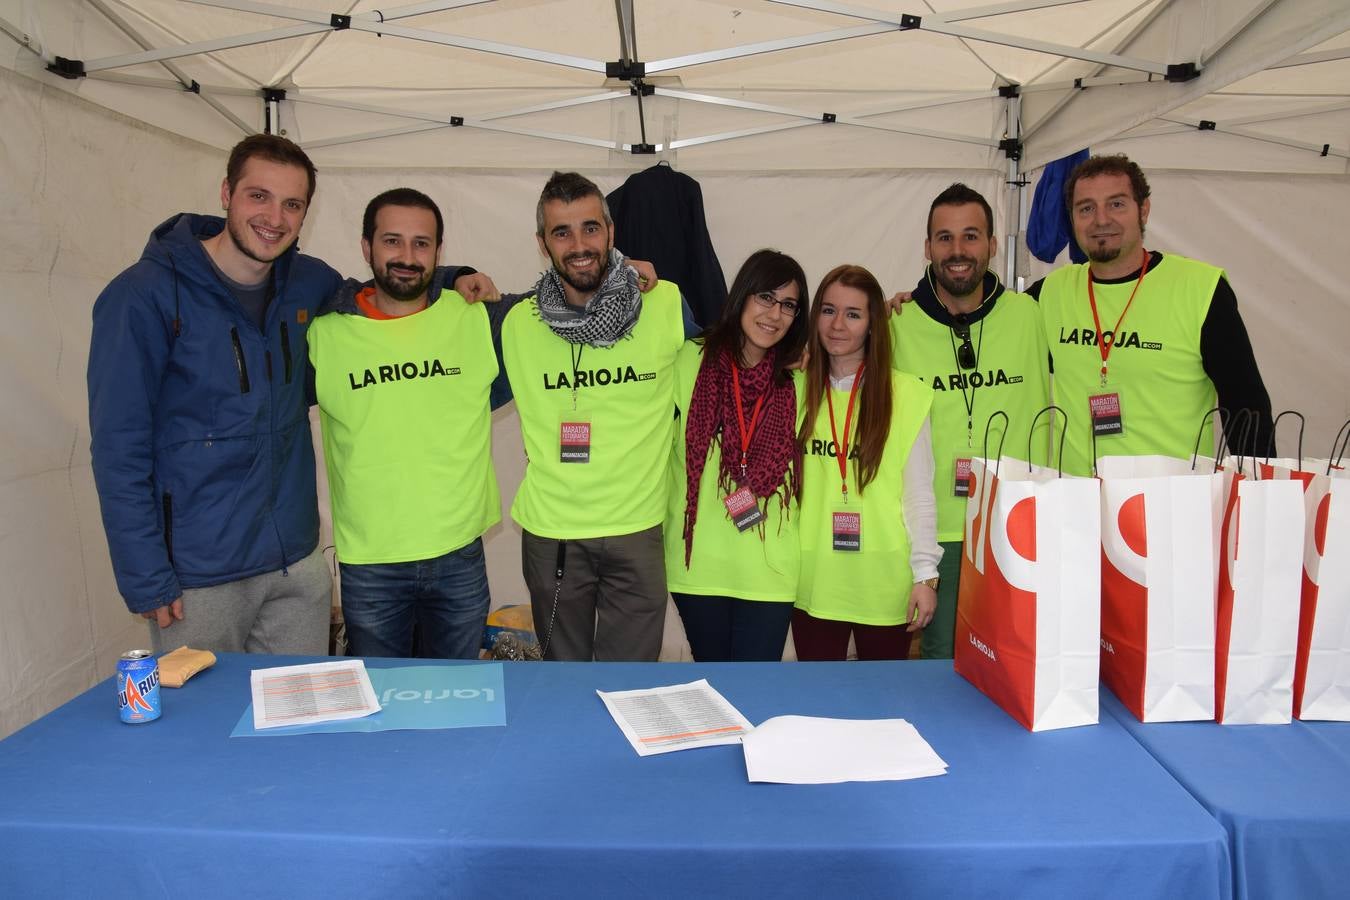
158, 647, 217, 688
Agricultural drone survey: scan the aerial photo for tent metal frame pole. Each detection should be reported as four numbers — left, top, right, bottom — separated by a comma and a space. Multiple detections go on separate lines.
764, 0, 1172, 75
1020, 0, 1176, 142
646, 24, 897, 73
183, 0, 496, 24
1271, 46, 1350, 70
1004, 91, 1023, 289
82, 23, 330, 73
1221, 99, 1350, 128
341, 19, 605, 72
614, 0, 636, 64
1153, 116, 1349, 161
288, 89, 627, 125
1200, 0, 1280, 67
86, 71, 259, 97
655, 87, 997, 147
665, 121, 816, 151
84, 0, 255, 133
86, 1, 604, 75
0, 13, 47, 62
767, 0, 1089, 25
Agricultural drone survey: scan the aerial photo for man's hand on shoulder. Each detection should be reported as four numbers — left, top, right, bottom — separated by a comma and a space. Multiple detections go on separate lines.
629, 259, 658, 293
886, 290, 914, 317
141, 597, 184, 628
456, 272, 501, 303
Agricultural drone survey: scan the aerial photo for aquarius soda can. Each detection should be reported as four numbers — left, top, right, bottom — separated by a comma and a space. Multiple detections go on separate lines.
117, 650, 161, 723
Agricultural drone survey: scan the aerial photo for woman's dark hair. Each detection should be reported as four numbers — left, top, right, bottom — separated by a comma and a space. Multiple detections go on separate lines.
699, 249, 809, 385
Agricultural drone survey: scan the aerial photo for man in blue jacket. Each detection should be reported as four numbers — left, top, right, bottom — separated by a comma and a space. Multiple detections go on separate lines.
87, 135, 493, 655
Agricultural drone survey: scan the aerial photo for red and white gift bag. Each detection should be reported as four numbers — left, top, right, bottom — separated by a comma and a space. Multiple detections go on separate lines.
1097, 456, 1224, 722
955, 457, 1100, 732
1258, 456, 1350, 721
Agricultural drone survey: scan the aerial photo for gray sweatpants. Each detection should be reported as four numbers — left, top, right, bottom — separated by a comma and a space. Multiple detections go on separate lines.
522, 525, 667, 662
149, 546, 332, 656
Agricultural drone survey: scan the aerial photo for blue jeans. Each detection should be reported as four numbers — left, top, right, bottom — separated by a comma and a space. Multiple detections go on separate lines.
671, 593, 793, 662
340, 539, 491, 660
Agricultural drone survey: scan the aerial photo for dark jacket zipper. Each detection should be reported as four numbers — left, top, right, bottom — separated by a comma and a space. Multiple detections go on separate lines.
280, 321, 294, 384
230, 327, 251, 393
162, 493, 174, 565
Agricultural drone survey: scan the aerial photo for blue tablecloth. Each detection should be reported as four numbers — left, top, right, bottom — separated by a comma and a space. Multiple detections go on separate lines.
1101, 690, 1350, 900
0, 657, 1229, 899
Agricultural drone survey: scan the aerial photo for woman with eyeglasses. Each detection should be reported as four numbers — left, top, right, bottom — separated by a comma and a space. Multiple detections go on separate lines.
793, 264, 941, 661
664, 249, 810, 661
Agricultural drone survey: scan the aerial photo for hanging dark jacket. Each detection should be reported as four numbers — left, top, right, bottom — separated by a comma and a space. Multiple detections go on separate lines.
607, 164, 727, 328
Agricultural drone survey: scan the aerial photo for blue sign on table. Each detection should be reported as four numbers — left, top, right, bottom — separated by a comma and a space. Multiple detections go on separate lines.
230, 663, 506, 737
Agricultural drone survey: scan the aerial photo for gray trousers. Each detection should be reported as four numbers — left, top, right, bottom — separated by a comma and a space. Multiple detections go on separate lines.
522, 525, 667, 661
149, 546, 332, 656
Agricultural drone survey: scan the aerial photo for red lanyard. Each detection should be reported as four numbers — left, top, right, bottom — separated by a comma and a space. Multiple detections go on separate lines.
731, 364, 768, 478
1087, 249, 1150, 387
825, 362, 864, 501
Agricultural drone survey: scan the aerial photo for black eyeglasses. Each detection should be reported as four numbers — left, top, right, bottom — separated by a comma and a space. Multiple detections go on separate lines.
751, 291, 801, 317
952, 322, 977, 369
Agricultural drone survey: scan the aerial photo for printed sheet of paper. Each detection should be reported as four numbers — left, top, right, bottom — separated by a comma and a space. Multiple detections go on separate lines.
232, 664, 506, 737
742, 715, 949, 784
597, 679, 754, 756
250, 660, 381, 730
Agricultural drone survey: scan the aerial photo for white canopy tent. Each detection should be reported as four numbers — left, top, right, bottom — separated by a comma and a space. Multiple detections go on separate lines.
2, 0, 1347, 736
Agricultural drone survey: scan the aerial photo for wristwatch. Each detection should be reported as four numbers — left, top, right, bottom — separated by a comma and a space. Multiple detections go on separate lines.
918, 576, 939, 590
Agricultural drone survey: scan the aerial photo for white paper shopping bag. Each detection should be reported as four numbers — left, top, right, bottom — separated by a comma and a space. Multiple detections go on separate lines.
1097, 455, 1224, 722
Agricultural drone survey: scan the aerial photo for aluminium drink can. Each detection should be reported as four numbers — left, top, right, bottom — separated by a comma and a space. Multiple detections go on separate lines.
117, 650, 162, 723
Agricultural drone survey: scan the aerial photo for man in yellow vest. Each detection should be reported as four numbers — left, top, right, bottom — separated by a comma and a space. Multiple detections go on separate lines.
501, 172, 688, 661
308, 188, 507, 659
890, 184, 1050, 659
1029, 154, 1272, 476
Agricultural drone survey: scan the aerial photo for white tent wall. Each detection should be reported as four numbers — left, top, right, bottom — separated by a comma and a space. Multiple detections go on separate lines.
0, 64, 222, 737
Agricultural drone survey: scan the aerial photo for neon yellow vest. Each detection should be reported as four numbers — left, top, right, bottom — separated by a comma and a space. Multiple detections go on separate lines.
890, 288, 1049, 541
663, 343, 805, 602
308, 293, 500, 564
503, 281, 684, 539
1039, 254, 1220, 476
797, 370, 934, 626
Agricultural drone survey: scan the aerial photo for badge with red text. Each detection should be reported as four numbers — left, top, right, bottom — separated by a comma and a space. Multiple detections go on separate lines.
723, 486, 765, 532
832, 510, 861, 552
559, 416, 591, 463
953, 456, 973, 498
1088, 391, 1125, 437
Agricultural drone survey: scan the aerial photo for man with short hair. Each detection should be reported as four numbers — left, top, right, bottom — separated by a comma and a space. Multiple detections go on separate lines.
88, 134, 342, 655
88, 136, 498, 657
308, 188, 504, 659
1029, 154, 1272, 475
501, 171, 688, 661
889, 183, 1050, 659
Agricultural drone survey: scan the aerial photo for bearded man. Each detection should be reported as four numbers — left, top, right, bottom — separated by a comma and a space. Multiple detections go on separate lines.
889, 183, 1050, 659
500, 171, 689, 661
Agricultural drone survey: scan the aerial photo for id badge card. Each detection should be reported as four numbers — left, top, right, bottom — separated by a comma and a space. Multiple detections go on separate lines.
723, 486, 765, 532
1088, 389, 1125, 438
952, 456, 973, 498
831, 508, 861, 552
559, 410, 592, 464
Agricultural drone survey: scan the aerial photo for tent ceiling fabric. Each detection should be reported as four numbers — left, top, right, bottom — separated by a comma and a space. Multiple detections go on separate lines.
3, 0, 1347, 174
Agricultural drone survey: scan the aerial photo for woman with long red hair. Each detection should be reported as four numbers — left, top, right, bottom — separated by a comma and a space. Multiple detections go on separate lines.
794, 264, 941, 660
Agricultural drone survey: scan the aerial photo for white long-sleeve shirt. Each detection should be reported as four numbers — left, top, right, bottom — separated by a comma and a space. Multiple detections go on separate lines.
829, 372, 942, 581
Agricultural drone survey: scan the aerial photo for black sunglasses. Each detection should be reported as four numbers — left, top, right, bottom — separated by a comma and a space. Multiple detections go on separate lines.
952, 321, 977, 369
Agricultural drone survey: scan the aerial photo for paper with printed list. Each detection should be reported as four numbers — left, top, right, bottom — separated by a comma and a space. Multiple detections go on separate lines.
597, 679, 754, 756
742, 716, 948, 784
250, 659, 382, 730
